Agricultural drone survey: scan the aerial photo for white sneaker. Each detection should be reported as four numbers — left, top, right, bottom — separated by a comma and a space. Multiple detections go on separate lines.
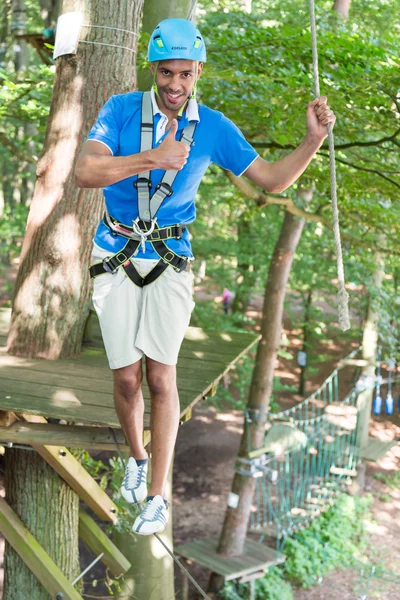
132, 495, 169, 535
120, 457, 148, 504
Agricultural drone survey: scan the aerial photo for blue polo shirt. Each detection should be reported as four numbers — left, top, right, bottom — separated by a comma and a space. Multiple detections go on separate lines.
87, 91, 259, 259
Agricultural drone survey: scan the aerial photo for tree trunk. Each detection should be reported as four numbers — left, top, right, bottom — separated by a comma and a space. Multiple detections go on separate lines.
7, 0, 143, 359
232, 214, 256, 314
299, 287, 313, 396
137, 0, 192, 91
113, 458, 175, 599
11, 0, 29, 73
39, 0, 61, 28
333, 0, 351, 19
3, 449, 81, 600
208, 207, 307, 595
0, 0, 9, 69
356, 237, 385, 490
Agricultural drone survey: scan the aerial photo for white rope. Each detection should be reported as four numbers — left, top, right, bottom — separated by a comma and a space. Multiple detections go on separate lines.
309, 0, 350, 331
79, 40, 136, 54
81, 24, 138, 37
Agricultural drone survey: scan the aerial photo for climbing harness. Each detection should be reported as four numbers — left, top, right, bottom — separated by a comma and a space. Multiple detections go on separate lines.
89, 91, 196, 287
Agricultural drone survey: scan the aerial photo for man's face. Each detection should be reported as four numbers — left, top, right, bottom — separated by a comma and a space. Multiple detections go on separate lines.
151, 60, 203, 113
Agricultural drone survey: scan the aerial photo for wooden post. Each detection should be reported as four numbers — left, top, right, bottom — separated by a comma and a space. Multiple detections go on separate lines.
0, 497, 83, 600
356, 238, 385, 489
79, 509, 131, 577
181, 559, 189, 600
113, 457, 175, 600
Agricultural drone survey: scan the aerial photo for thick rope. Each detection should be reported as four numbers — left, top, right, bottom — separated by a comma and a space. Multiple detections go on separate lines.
109, 428, 211, 600
309, 0, 350, 331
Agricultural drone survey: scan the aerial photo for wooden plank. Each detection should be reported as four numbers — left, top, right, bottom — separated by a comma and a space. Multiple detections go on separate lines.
79, 509, 131, 577
0, 497, 83, 599
0, 394, 122, 428
360, 438, 398, 462
33, 444, 119, 522
176, 536, 285, 580
329, 466, 357, 477
19, 413, 119, 523
0, 422, 130, 452
239, 570, 266, 583
0, 363, 224, 396
180, 408, 192, 424
0, 312, 260, 430
0, 375, 207, 405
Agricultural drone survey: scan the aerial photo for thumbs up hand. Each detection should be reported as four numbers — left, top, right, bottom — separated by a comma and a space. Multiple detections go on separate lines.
152, 119, 189, 170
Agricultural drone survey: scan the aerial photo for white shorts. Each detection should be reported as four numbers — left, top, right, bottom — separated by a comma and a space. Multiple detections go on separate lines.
91, 245, 195, 369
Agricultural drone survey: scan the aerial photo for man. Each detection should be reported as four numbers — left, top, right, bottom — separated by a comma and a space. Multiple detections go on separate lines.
75, 18, 336, 536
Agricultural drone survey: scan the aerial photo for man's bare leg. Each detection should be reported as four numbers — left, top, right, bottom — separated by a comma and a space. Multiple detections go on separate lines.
113, 359, 148, 461
145, 357, 180, 498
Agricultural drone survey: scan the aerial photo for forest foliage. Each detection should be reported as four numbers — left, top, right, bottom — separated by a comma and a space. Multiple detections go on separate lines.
1, 0, 399, 355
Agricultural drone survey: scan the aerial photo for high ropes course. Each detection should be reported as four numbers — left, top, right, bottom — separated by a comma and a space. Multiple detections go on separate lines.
177, 347, 400, 599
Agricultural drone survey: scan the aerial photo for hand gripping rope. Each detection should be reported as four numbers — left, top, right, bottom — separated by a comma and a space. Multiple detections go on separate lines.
309, 0, 350, 331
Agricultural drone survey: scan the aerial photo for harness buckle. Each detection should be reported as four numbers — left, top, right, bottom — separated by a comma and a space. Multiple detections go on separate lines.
133, 177, 151, 189
132, 218, 157, 253
155, 181, 173, 197
175, 257, 189, 273
102, 257, 118, 274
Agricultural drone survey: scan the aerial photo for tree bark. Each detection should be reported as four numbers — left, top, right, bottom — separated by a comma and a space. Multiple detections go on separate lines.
356, 236, 385, 490
3, 449, 81, 600
11, 0, 28, 73
299, 287, 313, 396
208, 204, 308, 595
232, 214, 256, 314
333, 0, 351, 19
7, 0, 143, 359
39, 0, 61, 28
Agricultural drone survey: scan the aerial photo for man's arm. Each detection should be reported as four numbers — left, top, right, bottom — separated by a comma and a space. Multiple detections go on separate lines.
75, 119, 188, 188
244, 97, 336, 194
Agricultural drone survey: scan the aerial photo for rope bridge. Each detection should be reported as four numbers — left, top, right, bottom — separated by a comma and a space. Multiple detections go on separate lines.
238, 347, 400, 599
245, 348, 361, 543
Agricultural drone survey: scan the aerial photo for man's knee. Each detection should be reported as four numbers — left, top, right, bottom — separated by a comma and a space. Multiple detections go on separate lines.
146, 362, 177, 397
113, 363, 143, 399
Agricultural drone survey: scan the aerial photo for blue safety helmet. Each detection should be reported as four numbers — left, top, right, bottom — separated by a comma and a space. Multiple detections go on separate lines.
148, 18, 206, 63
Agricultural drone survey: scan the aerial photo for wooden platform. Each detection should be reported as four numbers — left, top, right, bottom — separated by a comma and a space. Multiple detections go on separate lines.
176, 535, 285, 580
0, 308, 259, 443
358, 437, 398, 462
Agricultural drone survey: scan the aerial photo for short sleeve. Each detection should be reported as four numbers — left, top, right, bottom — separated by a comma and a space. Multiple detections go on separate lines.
87, 96, 121, 155
211, 115, 259, 176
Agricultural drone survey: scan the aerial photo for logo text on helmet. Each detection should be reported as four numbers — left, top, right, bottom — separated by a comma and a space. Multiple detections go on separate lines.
172, 46, 187, 50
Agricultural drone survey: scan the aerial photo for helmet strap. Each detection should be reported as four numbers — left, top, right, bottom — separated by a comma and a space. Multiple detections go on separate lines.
152, 61, 160, 96
189, 61, 198, 100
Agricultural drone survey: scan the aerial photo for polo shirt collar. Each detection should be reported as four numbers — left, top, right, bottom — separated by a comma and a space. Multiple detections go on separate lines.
150, 87, 200, 123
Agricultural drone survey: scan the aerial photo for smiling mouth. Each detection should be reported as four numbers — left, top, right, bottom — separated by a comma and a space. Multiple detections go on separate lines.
165, 91, 184, 103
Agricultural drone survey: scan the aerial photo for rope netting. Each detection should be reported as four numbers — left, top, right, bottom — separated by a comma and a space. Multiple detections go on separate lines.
240, 346, 400, 599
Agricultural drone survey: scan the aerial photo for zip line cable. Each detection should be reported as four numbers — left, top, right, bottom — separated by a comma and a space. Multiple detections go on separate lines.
309, 0, 350, 331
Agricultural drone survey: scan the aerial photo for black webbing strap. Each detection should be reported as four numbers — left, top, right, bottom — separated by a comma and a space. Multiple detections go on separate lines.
89, 230, 189, 286
122, 258, 169, 287
89, 238, 140, 279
